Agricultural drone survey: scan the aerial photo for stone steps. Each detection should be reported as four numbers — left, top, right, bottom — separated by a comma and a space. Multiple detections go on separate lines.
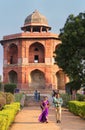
20, 88, 52, 94
24, 95, 44, 107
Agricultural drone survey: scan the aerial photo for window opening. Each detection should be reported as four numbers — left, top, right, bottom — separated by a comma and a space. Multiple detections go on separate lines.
34, 55, 39, 63
10, 56, 13, 64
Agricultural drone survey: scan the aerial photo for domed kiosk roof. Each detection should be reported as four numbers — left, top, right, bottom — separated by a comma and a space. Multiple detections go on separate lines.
21, 10, 51, 32
25, 10, 48, 26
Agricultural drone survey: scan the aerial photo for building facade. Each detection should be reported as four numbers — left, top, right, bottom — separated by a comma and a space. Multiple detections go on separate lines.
0, 10, 69, 90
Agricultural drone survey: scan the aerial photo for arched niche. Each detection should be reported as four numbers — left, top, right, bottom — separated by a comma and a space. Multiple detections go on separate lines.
7, 43, 18, 64
8, 70, 17, 84
29, 42, 45, 63
30, 69, 45, 89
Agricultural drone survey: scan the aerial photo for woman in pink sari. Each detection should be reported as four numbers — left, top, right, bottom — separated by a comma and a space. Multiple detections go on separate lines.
38, 96, 49, 123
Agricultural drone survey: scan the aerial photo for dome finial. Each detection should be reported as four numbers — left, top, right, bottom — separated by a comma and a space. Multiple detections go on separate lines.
34, 9, 38, 12
33, 9, 38, 14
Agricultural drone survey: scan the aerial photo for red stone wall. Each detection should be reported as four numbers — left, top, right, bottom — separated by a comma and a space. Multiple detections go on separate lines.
2, 32, 69, 90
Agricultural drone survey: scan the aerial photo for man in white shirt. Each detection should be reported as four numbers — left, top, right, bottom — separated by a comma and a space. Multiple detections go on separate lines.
53, 93, 63, 123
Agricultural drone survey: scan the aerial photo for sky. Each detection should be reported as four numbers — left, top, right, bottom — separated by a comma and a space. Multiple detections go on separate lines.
0, 0, 85, 79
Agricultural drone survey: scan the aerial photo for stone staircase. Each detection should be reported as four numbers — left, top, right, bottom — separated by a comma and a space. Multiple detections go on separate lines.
21, 88, 65, 107
20, 88, 52, 94
22, 88, 52, 107
24, 94, 44, 107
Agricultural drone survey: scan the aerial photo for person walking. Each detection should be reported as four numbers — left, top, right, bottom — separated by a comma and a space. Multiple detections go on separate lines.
38, 96, 49, 123
53, 93, 63, 123
52, 90, 57, 97
34, 90, 38, 102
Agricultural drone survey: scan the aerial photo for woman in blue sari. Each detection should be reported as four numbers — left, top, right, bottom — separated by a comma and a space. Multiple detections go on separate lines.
38, 96, 49, 123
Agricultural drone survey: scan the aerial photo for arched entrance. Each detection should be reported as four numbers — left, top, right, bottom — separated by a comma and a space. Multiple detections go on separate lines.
30, 69, 45, 89
8, 70, 17, 84
56, 70, 66, 90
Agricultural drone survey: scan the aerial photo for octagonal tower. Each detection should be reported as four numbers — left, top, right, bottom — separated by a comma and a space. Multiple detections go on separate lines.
0, 10, 69, 91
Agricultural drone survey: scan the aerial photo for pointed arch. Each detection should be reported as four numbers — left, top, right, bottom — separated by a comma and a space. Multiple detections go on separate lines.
29, 42, 45, 63
30, 69, 45, 89
8, 70, 18, 83
7, 43, 18, 64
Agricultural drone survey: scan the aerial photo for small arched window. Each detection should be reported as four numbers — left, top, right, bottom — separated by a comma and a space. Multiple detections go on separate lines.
34, 48, 39, 51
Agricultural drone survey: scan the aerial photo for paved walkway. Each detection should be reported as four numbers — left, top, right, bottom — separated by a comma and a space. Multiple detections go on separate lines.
9, 106, 85, 130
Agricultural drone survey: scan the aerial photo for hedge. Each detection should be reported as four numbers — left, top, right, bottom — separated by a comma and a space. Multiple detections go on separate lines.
4, 83, 17, 94
68, 101, 85, 119
0, 102, 20, 130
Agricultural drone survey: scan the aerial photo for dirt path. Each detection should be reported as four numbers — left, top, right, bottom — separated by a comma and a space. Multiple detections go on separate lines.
9, 106, 85, 130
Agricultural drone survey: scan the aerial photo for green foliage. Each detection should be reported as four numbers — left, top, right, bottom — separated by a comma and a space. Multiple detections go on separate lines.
68, 101, 85, 119
60, 93, 71, 107
66, 81, 81, 91
0, 92, 6, 110
0, 114, 7, 130
0, 92, 15, 109
0, 92, 6, 98
5, 92, 14, 104
76, 93, 85, 101
4, 83, 17, 94
54, 12, 85, 90
14, 93, 24, 102
0, 102, 20, 130
0, 82, 2, 90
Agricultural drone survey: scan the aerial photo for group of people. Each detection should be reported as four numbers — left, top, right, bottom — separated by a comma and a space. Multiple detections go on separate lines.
38, 90, 63, 124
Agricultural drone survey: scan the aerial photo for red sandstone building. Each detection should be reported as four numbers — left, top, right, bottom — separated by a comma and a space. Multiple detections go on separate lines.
0, 10, 69, 90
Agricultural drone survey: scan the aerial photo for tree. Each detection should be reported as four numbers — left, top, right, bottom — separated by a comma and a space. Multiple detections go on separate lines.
54, 12, 85, 90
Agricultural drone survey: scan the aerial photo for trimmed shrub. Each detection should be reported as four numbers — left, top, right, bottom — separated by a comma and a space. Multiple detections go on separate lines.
0, 92, 6, 110
76, 93, 85, 101
5, 92, 15, 104
4, 83, 17, 94
14, 93, 24, 102
0, 92, 6, 98
68, 101, 85, 119
0, 97, 6, 110
0, 114, 7, 130
0, 102, 20, 130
